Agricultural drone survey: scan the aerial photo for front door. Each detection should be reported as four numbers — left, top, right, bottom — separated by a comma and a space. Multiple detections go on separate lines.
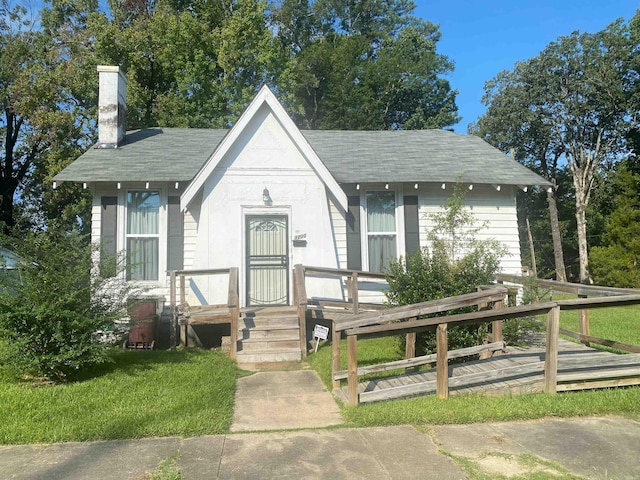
245, 215, 289, 306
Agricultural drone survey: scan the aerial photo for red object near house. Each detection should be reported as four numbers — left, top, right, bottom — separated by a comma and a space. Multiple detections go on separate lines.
125, 301, 157, 349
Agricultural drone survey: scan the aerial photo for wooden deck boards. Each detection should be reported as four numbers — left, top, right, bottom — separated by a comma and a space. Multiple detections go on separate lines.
334, 338, 640, 404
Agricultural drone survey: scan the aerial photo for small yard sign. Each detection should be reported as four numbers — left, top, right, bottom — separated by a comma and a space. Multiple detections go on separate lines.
313, 324, 330, 352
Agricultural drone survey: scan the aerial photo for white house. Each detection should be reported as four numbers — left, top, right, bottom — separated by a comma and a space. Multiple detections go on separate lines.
55, 66, 549, 321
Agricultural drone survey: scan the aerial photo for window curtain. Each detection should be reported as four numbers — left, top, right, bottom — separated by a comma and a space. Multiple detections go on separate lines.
127, 238, 158, 280
367, 191, 396, 272
367, 192, 395, 232
127, 192, 159, 280
368, 235, 396, 272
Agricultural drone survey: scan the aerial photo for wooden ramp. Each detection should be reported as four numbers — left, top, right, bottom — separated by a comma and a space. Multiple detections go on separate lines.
334, 339, 640, 404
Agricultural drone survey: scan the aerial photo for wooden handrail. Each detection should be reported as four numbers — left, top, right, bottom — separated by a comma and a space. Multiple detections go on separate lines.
495, 273, 640, 297
173, 267, 234, 276
556, 294, 640, 309
341, 289, 640, 405
335, 286, 508, 332
168, 267, 239, 357
302, 265, 389, 280
345, 300, 554, 337
559, 328, 640, 354
333, 342, 505, 380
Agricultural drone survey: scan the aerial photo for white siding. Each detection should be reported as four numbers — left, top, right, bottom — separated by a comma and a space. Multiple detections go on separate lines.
417, 184, 522, 276
329, 195, 347, 269
183, 196, 200, 271
189, 104, 343, 306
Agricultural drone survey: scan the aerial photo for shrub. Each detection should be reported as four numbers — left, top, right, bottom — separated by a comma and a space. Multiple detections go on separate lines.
0, 230, 135, 382
500, 276, 546, 346
385, 185, 507, 356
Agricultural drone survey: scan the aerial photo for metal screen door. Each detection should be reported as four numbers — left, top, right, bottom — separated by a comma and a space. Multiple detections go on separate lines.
245, 215, 289, 306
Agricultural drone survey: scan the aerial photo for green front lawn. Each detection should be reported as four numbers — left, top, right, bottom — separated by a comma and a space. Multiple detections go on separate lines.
0, 349, 240, 445
560, 303, 640, 348
3, 303, 639, 445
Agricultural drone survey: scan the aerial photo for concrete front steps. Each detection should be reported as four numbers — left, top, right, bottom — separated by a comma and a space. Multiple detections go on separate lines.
235, 306, 303, 368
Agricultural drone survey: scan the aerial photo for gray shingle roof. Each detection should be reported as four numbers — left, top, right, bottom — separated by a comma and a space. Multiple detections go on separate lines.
55, 128, 228, 182
54, 127, 550, 187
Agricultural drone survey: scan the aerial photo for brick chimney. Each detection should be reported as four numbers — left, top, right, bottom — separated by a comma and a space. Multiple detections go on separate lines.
97, 65, 127, 148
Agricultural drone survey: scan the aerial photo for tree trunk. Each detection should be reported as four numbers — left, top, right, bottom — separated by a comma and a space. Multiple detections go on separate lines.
0, 189, 16, 233
546, 188, 567, 282
575, 189, 591, 284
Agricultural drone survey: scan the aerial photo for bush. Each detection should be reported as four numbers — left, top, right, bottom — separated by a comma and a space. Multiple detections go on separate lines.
385, 185, 507, 356
500, 276, 546, 346
0, 230, 134, 382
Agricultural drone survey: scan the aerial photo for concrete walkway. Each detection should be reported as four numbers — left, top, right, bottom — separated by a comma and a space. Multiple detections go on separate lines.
2, 418, 640, 479
2, 367, 640, 479
231, 370, 342, 431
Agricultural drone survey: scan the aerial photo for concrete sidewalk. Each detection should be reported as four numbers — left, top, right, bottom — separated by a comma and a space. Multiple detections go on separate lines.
2, 367, 640, 479
2, 418, 640, 479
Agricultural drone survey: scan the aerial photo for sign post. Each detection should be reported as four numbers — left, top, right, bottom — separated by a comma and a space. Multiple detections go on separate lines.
312, 324, 329, 353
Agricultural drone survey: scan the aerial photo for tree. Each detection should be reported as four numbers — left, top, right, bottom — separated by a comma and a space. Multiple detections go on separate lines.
474, 20, 636, 283
0, 0, 97, 233
274, 0, 459, 130
472, 62, 568, 281
90, 0, 277, 129
589, 161, 640, 287
1, 0, 461, 233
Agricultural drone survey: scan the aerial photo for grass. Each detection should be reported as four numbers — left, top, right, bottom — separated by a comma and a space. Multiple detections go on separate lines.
559, 303, 640, 349
3, 302, 639, 445
338, 387, 640, 427
144, 455, 183, 480
448, 452, 585, 480
308, 304, 640, 427
0, 348, 241, 445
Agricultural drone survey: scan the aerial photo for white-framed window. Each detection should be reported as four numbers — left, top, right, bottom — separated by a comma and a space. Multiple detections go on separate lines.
126, 190, 160, 281
365, 190, 398, 272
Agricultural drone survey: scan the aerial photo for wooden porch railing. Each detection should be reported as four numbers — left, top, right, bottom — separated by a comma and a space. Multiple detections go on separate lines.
168, 267, 239, 358
496, 273, 640, 352
337, 278, 640, 405
292, 264, 389, 360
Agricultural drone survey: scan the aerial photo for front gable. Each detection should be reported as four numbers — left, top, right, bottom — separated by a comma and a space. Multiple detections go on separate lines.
180, 85, 348, 212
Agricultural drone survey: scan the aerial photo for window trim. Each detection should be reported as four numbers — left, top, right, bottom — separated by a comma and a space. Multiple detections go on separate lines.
360, 185, 405, 272
122, 187, 166, 283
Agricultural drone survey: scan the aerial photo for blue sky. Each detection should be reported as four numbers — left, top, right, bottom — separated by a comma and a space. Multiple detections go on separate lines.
414, 1, 639, 132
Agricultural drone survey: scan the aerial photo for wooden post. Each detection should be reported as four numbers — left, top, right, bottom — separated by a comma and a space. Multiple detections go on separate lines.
351, 272, 359, 314
405, 329, 416, 373
332, 322, 341, 389
478, 287, 490, 360
178, 274, 187, 347
544, 306, 560, 394
228, 268, 239, 360
294, 265, 308, 358
169, 271, 177, 351
347, 334, 359, 406
436, 323, 449, 399
492, 299, 504, 356
179, 274, 186, 306
578, 294, 590, 346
